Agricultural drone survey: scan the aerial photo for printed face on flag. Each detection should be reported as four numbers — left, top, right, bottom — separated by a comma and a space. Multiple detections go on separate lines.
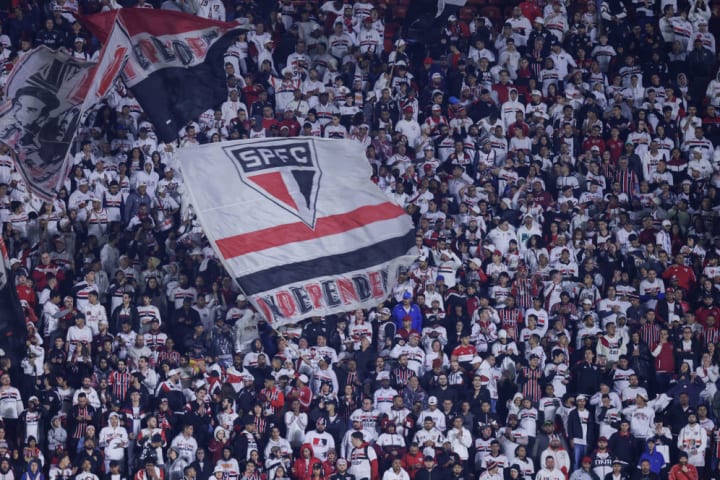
0, 49, 88, 197
0, 18, 128, 200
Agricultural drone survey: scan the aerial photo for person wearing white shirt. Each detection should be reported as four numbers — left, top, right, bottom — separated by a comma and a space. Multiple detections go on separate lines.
99, 413, 129, 471
382, 458, 410, 480
677, 413, 707, 468
536, 457, 565, 480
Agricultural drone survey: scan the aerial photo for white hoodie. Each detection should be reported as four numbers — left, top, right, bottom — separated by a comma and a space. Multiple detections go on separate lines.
99, 414, 129, 460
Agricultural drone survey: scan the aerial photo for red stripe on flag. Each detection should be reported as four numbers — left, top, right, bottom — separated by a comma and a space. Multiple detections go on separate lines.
215, 202, 407, 259
83, 10, 238, 43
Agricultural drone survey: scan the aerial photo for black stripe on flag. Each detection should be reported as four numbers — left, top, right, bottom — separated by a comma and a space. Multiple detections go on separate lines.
129, 29, 240, 143
238, 230, 415, 296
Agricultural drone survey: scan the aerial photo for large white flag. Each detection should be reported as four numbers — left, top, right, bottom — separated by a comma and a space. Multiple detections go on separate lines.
178, 138, 416, 325
0, 22, 129, 199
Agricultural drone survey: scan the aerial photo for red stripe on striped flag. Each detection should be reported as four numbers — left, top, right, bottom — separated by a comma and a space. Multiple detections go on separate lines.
216, 202, 407, 259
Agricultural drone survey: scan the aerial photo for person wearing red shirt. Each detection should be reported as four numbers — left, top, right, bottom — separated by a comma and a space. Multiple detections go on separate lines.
292, 444, 322, 480
278, 110, 302, 137
662, 253, 697, 292
15, 270, 36, 311
31, 252, 65, 292
695, 295, 720, 327
402, 443, 424, 479
582, 130, 606, 155
606, 127, 625, 162
669, 452, 698, 480
651, 329, 675, 393
241, 75, 264, 107
452, 333, 477, 364
286, 375, 313, 412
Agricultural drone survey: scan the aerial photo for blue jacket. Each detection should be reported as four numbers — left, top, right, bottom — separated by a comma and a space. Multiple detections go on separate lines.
392, 302, 423, 331
638, 445, 665, 474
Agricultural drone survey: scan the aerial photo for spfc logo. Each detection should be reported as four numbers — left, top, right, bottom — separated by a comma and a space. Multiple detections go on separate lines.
225, 139, 322, 229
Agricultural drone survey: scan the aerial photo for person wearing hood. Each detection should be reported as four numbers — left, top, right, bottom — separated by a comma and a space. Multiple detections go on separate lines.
19, 461, 43, 480
165, 448, 188, 480
291, 444, 321, 480
637, 438, 665, 475
99, 412, 129, 472
207, 427, 229, 465
0, 458, 15, 480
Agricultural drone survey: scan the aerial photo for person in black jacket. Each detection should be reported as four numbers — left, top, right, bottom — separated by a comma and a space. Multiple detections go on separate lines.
573, 349, 603, 396
608, 420, 637, 467
674, 326, 702, 371
415, 456, 441, 480
626, 333, 653, 383
190, 449, 213, 480
568, 395, 597, 469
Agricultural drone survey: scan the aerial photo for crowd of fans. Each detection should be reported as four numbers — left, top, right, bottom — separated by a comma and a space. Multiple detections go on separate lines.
1, 0, 720, 480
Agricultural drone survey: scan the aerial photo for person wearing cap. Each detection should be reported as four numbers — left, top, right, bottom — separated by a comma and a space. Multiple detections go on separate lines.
392, 290, 422, 332
303, 417, 335, 462
569, 455, 597, 480
356, 14, 381, 57
372, 370, 398, 415
567, 393, 595, 469
622, 390, 655, 441
18, 395, 45, 448
677, 412, 707, 472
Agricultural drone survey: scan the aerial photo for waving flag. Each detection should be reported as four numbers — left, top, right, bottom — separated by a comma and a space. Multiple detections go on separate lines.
83, 10, 246, 143
179, 138, 415, 325
0, 21, 128, 199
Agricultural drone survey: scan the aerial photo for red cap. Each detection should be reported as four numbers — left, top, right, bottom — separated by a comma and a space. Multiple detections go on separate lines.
424, 57, 434, 65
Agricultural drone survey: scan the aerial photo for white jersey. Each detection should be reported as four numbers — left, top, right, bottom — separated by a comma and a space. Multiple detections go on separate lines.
382, 468, 410, 480
622, 404, 654, 439
99, 425, 128, 460
348, 443, 378, 480
83, 303, 107, 335
170, 434, 198, 464
303, 430, 335, 461
0, 386, 23, 419
373, 387, 398, 414
678, 423, 707, 467
196, 0, 225, 20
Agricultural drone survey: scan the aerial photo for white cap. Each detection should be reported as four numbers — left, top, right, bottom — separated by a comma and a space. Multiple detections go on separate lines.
236, 294, 247, 303
428, 395, 438, 405
376, 371, 390, 381
298, 374, 309, 384
498, 329, 508, 339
